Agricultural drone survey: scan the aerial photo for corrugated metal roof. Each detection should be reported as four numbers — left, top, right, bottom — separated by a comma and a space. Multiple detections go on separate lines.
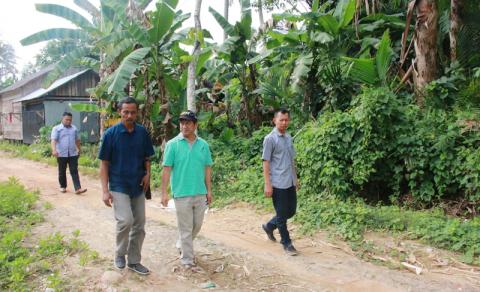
14, 69, 89, 103
0, 64, 56, 94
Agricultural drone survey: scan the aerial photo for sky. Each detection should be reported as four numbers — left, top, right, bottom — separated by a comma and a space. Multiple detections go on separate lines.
0, 0, 265, 73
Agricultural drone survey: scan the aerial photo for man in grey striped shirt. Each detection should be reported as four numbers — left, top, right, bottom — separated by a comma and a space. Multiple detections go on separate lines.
261, 108, 299, 256
51, 112, 87, 194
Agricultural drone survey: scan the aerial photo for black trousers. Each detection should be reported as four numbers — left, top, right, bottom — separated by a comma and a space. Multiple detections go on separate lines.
266, 186, 297, 246
57, 156, 81, 190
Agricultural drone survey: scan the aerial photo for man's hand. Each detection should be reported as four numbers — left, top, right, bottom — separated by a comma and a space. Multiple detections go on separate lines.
52, 150, 59, 157
264, 183, 273, 198
295, 180, 300, 191
161, 192, 169, 207
102, 191, 113, 207
140, 174, 150, 192
206, 192, 213, 205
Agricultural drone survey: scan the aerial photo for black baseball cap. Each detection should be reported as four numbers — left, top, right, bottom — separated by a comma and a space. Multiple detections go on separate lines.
179, 110, 197, 122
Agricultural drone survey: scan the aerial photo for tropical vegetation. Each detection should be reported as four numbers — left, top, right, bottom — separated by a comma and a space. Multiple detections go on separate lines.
11, 0, 480, 265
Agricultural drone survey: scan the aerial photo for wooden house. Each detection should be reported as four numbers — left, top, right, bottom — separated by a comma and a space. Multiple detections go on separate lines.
0, 66, 100, 144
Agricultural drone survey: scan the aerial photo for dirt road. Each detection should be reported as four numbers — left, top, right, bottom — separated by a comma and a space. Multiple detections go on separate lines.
1, 153, 478, 291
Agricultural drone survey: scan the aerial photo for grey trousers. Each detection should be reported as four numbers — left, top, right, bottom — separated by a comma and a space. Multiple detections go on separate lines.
174, 195, 207, 265
112, 191, 146, 265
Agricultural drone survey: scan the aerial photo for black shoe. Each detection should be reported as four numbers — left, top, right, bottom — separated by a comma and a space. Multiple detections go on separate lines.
284, 244, 298, 256
262, 224, 276, 242
127, 263, 150, 275
114, 255, 126, 269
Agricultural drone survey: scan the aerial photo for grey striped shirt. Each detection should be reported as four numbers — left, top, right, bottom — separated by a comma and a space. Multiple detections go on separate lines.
262, 127, 297, 189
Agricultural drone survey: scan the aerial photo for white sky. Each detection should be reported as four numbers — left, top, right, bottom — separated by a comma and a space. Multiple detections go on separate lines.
0, 0, 265, 72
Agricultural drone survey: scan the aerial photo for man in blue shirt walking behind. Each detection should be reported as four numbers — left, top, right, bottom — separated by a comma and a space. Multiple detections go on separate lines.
98, 97, 155, 275
261, 108, 299, 256
51, 112, 87, 194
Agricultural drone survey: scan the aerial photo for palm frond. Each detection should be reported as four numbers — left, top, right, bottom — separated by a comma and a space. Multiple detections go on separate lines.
457, 24, 480, 69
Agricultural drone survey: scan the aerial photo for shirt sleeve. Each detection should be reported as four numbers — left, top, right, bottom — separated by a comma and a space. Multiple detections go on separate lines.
162, 141, 174, 167
75, 127, 80, 140
51, 126, 59, 141
145, 131, 155, 158
290, 136, 296, 158
98, 131, 112, 161
204, 143, 213, 166
262, 136, 274, 161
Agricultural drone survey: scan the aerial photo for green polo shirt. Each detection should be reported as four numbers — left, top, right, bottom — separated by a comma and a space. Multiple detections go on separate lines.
162, 134, 213, 197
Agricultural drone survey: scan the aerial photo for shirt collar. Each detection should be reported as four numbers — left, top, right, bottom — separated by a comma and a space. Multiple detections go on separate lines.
119, 122, 137, 133
273, 127, 286, 137
177, 132, 198, 142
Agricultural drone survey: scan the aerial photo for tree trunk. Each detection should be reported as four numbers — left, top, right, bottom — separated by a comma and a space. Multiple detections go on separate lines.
223, 0, 229, 41
98, 53, 108, 137
187, 0, 203, 112
414, 0, 439, 106
450, 0, 463, 63
257, 0, 264, 26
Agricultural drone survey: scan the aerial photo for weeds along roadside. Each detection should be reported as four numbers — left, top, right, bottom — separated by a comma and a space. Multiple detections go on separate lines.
0, 177, 99, 290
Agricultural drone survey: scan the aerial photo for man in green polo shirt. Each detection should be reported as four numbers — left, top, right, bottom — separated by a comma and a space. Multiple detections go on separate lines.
161, 110, 213, 270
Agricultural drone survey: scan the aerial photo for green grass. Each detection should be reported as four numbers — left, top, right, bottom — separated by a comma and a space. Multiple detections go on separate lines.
0, 178, 99, 290
296, 194, 480, 265
0, 140, 99, 176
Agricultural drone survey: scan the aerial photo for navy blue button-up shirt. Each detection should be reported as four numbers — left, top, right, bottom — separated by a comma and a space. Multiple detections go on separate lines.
51, 123, 80, 157
98, 122, 155, 197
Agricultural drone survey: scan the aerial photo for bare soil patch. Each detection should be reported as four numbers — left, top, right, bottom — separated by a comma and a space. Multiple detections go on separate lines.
1, 152, 478, 291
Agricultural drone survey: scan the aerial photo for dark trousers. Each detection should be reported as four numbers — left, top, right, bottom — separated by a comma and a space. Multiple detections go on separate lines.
57, 156, 81, 190
266, 186, 297, 246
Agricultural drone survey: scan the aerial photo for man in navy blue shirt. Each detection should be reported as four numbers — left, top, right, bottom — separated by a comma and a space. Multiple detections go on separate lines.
98, 97, 155, 275
51, 112, 87, 194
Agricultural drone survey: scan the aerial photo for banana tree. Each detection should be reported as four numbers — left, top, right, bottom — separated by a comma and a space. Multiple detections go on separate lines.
343, 30, 393, 86
20, 1, 102, 85
210, 0, 264, 129
266, 0, 359, 113
20, 0, 151, 134
104, 0, 196, 142
265, 0, 404, 113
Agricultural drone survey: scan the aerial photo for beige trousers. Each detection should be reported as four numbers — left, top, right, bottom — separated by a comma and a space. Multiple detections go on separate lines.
112, 191, 146, 265
174, 195, 207, 265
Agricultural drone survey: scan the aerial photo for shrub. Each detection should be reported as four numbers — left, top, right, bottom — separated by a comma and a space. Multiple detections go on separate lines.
295, 87, 404, 200
295, 87, 480, 206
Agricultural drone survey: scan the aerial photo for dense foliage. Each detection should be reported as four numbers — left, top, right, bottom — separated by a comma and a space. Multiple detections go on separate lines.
295, 87, 480, 205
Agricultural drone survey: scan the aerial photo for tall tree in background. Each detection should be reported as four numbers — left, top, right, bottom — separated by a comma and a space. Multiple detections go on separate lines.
449, 0, 463, 63
257, 0, 264, 25
187, 0, 203, 112
223, 0, 231, 41
0, 40, 17, 90
413, 0, 439, 105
